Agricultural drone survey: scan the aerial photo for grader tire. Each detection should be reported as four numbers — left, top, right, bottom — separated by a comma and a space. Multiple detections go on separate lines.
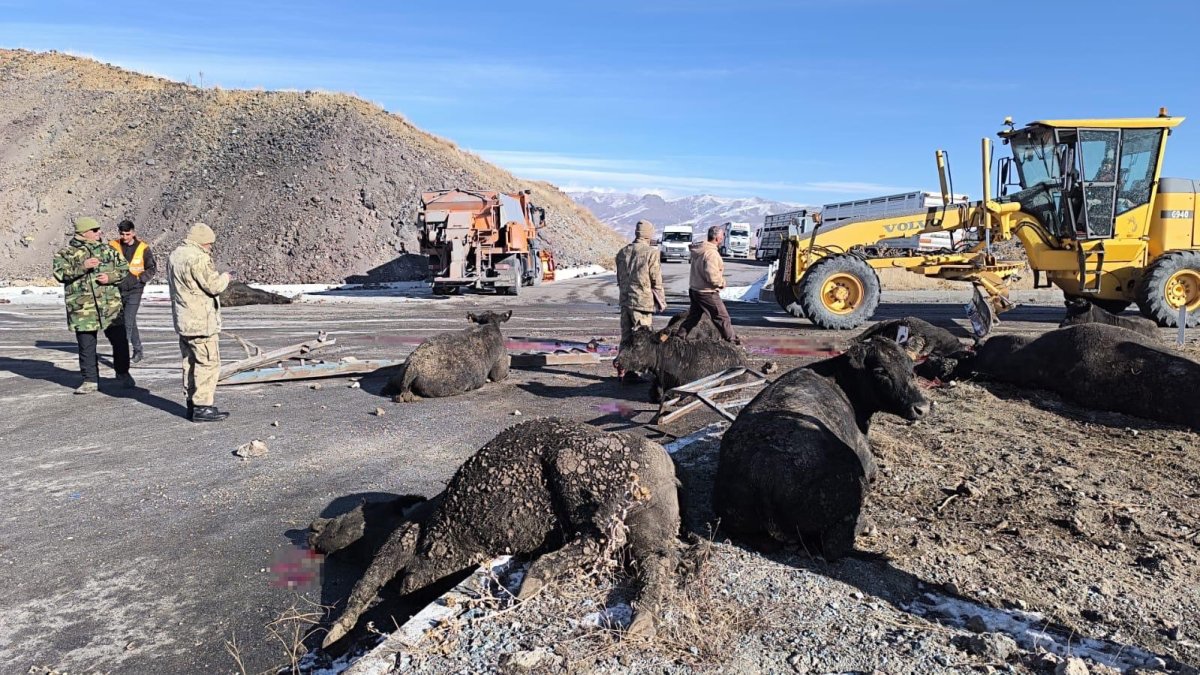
774, 239, 803, 317
797, 255, 881, 330
1136, 251, 1200, 327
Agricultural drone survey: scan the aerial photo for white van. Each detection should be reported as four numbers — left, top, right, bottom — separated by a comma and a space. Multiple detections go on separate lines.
659, 224, 694, 262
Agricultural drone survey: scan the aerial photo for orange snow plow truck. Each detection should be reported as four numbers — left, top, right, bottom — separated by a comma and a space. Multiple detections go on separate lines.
418, 188, 556, 295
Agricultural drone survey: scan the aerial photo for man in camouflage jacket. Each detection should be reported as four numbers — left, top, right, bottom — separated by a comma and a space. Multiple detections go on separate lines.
168, 222, 231, 422
51, 217, 135, 394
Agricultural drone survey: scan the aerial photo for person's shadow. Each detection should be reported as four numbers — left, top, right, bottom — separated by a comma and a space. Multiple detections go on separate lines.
0, 354, 189, 418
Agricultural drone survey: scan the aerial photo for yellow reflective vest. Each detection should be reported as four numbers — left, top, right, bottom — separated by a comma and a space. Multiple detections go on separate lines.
111, 240, 148, 277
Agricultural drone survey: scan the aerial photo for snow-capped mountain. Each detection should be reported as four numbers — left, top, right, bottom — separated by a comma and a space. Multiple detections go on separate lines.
567, 191, 807, 238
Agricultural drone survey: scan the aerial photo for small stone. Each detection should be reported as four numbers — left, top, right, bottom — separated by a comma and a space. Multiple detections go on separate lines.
943, 581, 960, 595
310, 383, 322, 390
952, 632, 1017, 661
145, 159, 157, 166
348, 381, 361, 389
125, 641, 136, 651
270, 420, 279, 427
273, 403, 282, 408
512, 410, 522, 416
498, 648, 562, 671
373, 407, 386, 417
965, 614, 988, 633
1056, 657, 1090, 675
234, 439, 268, 460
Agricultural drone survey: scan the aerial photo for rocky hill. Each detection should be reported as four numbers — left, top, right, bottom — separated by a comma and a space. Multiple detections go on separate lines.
568, 190, 806, 238
0, 49, 624, 284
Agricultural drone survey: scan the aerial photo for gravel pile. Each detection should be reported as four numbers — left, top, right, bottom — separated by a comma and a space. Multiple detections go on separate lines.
0, 49, 624, 284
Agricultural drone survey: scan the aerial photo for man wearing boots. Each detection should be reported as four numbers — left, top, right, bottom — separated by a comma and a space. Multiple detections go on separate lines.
168, 223, 231, 422
111, 219, 157, 363
51, 217, 135, 394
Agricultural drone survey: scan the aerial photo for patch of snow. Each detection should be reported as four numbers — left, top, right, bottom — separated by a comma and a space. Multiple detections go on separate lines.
907, 592, 1166, 671
552, 265, 612, 282
719, 272, 768, 303
663, 422, 728, 454
581, 602, 633, 630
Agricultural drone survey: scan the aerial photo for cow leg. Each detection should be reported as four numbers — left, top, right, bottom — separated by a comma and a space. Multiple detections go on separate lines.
488, 353, 511, 383
819, 516, 859, 561
627, 542, 678, 638
517, 536, 603, 600
322, 520, 421, 647
648, 379, 663, 404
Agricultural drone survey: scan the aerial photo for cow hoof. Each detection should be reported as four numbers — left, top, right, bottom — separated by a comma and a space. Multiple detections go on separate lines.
322, 620, 351, 648
627, 612, 657, 639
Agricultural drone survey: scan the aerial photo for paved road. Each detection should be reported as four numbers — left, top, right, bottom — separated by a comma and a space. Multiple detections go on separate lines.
0, 260, 1109, 673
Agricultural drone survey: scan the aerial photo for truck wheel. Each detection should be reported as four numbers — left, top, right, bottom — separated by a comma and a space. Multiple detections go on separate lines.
797, 255, 880, 330
1136, 251, 1200, 327
774, 238, 802, 317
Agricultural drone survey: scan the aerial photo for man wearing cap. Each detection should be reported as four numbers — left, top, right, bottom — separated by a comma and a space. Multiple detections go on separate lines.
168, 223, 231, 422
111, 219, 157, 363
51, 216, 135, 394
615, 219, 665, 344
680, 225, 738, 343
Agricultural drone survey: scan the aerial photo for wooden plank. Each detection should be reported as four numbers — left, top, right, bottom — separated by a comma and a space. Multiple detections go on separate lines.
217, 358, 403, 385
510, 352, 601, 367
657, 397, 707, 425
697, 393, 738, 421
217, 336, 336, 380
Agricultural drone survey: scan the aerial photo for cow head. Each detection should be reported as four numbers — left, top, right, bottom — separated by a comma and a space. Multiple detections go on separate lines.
844, 338, 930, 422
1060, 297, 1093, 327
614, 327, 661, 375
468, 310, 513, 325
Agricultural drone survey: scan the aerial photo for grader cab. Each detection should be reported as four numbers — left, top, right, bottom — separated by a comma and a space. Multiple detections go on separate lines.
775, 111, 1200, 331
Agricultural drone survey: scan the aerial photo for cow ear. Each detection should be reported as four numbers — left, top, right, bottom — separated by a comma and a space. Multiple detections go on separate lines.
503, 310, 513, 321
467, 313, 477, 323
846, 342, 868, 368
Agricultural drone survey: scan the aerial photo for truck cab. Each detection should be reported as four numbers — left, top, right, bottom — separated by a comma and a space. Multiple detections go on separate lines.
660, 225, 694, 262
719, 222, 752, 258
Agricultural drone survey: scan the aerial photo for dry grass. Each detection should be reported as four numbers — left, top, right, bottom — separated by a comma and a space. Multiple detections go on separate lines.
224, 594, 329, 675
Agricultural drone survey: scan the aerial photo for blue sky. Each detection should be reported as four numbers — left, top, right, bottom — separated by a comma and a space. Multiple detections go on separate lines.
4, 0, 1200, 204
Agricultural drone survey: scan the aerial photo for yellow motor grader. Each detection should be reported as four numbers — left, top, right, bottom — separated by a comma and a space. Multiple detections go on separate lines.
775, 110, 1200, 332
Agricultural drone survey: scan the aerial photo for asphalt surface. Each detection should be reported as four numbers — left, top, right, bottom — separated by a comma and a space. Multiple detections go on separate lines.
0, 259, 1081, 673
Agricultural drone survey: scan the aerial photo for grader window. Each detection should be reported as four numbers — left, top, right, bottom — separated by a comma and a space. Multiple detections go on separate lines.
1077, 129, 1120, 239
1115, 128, 1162, 214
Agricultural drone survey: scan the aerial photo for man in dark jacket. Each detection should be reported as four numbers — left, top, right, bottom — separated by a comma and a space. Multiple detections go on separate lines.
111, 219, 157, 363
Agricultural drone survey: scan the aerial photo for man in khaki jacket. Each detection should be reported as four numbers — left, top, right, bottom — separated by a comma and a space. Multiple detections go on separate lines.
614, 220, 665, 342
679, 225, 737, 342
168, 223, 231, 422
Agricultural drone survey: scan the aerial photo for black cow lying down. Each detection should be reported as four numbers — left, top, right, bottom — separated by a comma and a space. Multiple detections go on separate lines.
615, 327, 748, 402
1060, 297, 1160, 340
662, 310, 721, 341
218, 281, 293, 306
315, 418, 682, 646
714, 338, 930, 559
968, 323, 1200, 430
855, 317, 973, 381
383, 311, 511, 402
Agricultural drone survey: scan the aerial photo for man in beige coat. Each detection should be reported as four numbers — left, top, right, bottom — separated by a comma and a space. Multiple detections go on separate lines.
614, 220, 665, 342
679, 225, 737, 342
168, 223, 231, 422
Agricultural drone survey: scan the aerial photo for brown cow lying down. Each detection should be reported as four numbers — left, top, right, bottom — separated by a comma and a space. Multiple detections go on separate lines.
968, 323, 1199, 430
714, 338, 930, 559
1059, 297, 1160, 340
383, 311, 511, 402
315, 418, 682, 646
855, 317, 973, 380
218, 281, 293, 306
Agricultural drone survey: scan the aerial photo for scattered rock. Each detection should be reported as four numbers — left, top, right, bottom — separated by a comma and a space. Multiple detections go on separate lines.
273, 403, 282, 408
234, 439, 268, 460
348, 381, 361, 389
953, 632, 1018, 661
497, 648, 563, 672
1056, 657, 1090, 675
270, 420, 279, 427
373, 407, 385, 417
512, 409, 522, 416
965, 614, 988, 633
310, 383, 322, 390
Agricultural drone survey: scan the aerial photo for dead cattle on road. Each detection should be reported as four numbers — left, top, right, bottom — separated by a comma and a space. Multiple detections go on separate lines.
969, 323, 1200, 430
714, 338, 930, 559
615, 327, 748, 403
218, 281, 293, 306
855, 316, 973, 381
1059, 297, 1160, 340
384, 310, 512, 402
662, 310, 721, 341
316, 418, 682, 646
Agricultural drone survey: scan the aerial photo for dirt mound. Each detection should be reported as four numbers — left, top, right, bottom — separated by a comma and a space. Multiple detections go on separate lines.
0, 49, 624, 284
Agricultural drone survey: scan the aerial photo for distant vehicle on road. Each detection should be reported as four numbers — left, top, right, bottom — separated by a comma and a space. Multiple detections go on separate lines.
660, 224, 694, 262
718, 222, 752, 258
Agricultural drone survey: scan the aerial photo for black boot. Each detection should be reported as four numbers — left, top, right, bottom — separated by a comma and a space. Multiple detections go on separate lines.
186, 400, 195, 420
192, 405, 229, 422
